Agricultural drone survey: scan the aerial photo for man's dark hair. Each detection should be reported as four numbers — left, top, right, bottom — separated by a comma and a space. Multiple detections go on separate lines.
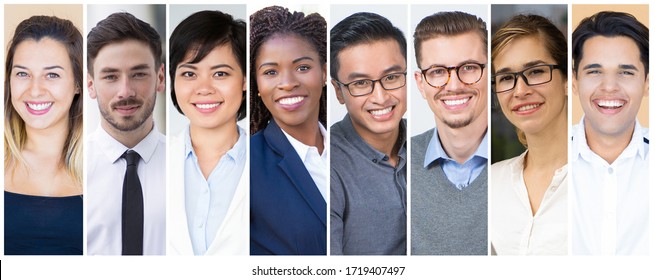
572, 11, 649, 77
330, 12, 406, 80
169, 10, 246, 120
87, 12, 163, 74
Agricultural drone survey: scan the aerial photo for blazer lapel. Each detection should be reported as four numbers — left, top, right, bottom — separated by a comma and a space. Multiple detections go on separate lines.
263, 120, 327, 226
168, 133, 194, 255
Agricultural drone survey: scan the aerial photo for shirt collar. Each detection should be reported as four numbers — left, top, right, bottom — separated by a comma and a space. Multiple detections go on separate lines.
573, 117, 648, 163
424, 127, 489, 168
96, 123, 161, 164
184, 125, 247, 162
281, 122, 327, 162
338, 114, 407, 164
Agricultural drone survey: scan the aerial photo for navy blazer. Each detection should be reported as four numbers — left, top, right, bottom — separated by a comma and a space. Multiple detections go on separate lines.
250, 120, 327, 255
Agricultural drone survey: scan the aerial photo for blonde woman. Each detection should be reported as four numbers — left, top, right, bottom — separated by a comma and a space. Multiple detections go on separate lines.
4, 15, 83, 255
489, 14, 568, 255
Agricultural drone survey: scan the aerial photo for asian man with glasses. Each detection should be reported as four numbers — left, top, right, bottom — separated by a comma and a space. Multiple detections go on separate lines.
329, 12, 408, 255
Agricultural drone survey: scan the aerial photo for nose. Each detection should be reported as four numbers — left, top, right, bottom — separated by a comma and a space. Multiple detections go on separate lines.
28, 77, 46, 98
117, 75, 136, 99
369, 80, 391, 103
512, 75, 532, 98
444, 69, 465, 92
196, 76, 215, 95
599, 73, 620, 93
277, 69, 300, 91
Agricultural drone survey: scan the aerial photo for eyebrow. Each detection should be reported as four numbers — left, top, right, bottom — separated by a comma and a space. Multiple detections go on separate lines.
13, 65, 64, 71
495, 60, 548, 74
100, 64, 151, 73
258, 56, 315, 71
346, 64, 405, 80
425, 59, 485, 69
178, 63, 235, 71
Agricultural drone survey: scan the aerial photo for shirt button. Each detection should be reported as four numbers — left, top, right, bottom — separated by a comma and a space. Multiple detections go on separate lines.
198, 223, 204, 228
608, 167, 614, 174
372, 159, 378, 163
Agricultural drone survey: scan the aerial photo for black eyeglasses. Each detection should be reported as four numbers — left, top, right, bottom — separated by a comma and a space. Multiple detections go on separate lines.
334, 72, 407, 97
420, 62, 486, 88
492, 64, 562, 93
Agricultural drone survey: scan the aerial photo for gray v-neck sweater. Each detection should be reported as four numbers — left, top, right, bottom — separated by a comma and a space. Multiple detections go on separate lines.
411, 129, 488, 255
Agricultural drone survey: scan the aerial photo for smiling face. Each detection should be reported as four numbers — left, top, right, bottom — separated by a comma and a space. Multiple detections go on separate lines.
332, 39, 407, 143
174, 44, 245, 130
10, 38, 77, 132
255, 34, 326, 133
415, 31, 487, 130
573, 35, 648, 139
88, 39, 165, 133
493, 35, 567, 137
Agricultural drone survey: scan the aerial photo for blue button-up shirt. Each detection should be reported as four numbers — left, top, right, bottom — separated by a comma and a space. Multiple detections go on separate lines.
423, 128, 488, 190
184, 125, 247, 255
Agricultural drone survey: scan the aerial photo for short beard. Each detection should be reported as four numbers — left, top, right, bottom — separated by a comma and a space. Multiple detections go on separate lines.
442, 115, 474, 129
100, 96, 156, 132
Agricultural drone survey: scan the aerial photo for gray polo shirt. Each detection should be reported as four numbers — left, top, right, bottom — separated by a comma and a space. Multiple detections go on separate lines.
330, 114, 407, 255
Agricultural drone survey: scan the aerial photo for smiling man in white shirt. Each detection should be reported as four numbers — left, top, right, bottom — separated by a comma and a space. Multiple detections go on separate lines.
86, 11, 166, 255
571, 11, 649, 255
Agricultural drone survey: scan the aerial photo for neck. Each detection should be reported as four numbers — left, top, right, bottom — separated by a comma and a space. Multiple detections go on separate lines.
189, 122, 239, 156
102, 118, 154, 148
24, 120, 69, 161
436, 113, 487, 164
585, 119, 635, 164
277, 117, 324, 154
524, 113, 568, 169
353, 120, 401, 159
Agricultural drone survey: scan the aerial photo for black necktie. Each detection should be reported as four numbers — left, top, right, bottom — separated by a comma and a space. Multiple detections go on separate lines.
122, 150, 143, 255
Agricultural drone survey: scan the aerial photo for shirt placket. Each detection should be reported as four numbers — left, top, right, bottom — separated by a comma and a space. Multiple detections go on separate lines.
600, 164, 617, 255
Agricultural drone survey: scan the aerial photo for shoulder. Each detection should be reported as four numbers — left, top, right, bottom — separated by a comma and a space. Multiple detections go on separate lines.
411, 129, 433, 146
490, 153, 522, 174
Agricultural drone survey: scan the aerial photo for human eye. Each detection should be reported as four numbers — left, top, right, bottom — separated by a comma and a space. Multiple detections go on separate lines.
132, 72, 149, 79
350, 79, 371, 89
180, 71, 196, 78
496, 74, 514, 83
619, 70, 636, 76
526, 66, 547, 77
262, 69, 278, 76
213, 71, 229, 78
14, 71, 30, 78
297, 65, 311, 72
461, 64, 479, 72
384, 73, 401, 82
102, 74, 117, 81
429, 67, 446, 76
45, 72, 61, 79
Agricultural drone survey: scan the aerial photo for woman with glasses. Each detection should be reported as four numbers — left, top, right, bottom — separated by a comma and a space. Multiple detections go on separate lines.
249, 6, 328, 255
489, 14, 568, 255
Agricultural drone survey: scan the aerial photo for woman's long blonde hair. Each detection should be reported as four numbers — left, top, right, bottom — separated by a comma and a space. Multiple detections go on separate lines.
4, 15, 83, 186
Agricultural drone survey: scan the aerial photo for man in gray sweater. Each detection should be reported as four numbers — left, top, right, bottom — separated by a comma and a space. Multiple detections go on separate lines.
411, 11, 489, 255
330, 12, 408, 255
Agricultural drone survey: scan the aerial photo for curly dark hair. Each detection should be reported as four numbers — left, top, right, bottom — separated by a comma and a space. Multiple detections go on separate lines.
249, 6, 327, 135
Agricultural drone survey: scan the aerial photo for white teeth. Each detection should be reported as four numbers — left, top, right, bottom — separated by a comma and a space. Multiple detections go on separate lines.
195, 103, 220, 109
597, 100, 624, 108
370, 106, 393, 116
278, 96, 304, 105
27, 102, 53, 111
517, 104, 541, 112
443, 97, 469, 106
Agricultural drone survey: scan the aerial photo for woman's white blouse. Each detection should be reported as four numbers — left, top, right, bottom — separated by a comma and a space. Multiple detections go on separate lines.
489, 151, 568, 255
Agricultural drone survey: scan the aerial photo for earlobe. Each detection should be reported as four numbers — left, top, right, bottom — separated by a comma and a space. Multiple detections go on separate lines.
331, 79, 346, 105
87, 73, 97, 99
156, 63, 166, 93
242, 77, 247, 92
